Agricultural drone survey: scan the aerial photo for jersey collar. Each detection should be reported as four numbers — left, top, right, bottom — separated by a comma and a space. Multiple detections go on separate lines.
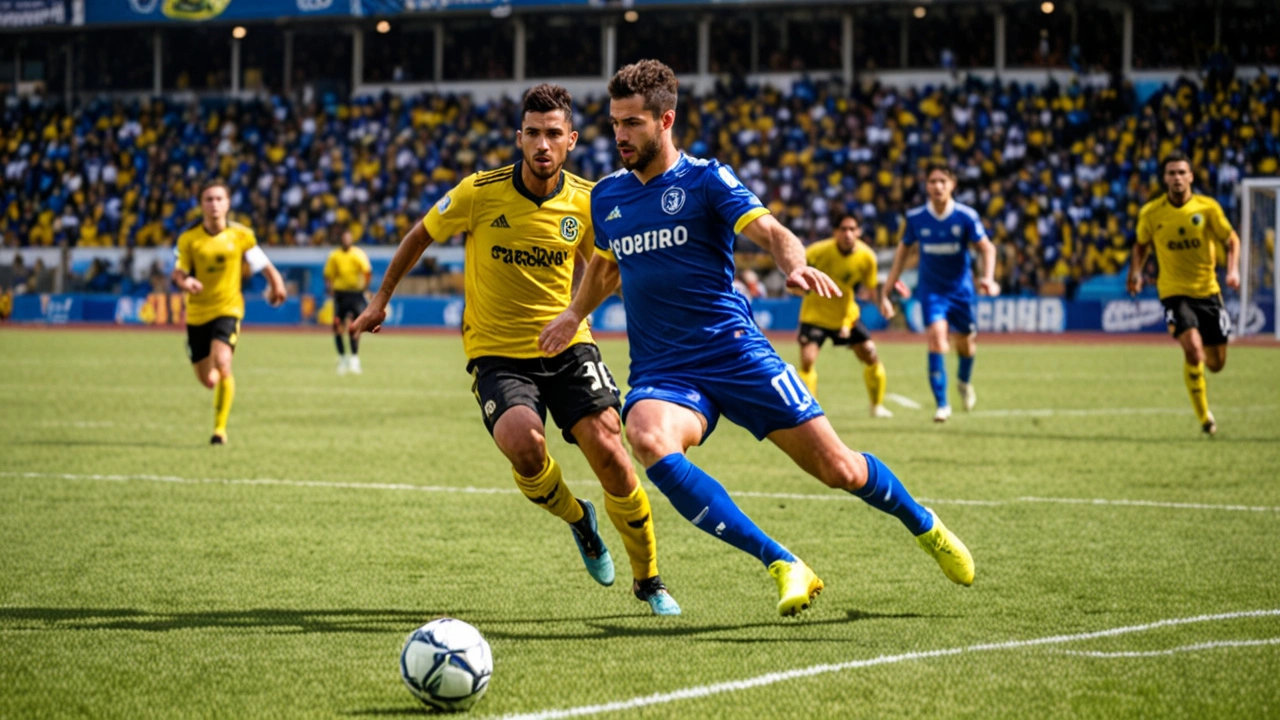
926, 199, 956, 222
512, 160, 565, 208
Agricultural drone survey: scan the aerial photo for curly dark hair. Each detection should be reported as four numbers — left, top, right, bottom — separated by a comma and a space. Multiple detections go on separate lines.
521, 83, 574, 122
607, 59, 678, 118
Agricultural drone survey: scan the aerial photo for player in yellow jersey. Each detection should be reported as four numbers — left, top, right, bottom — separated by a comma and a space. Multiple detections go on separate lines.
171, 181, 287, 445
1129, 151, 1241, 436
350, 84, 679, 615
324, 230, 372, 375
796, 215, 892, 418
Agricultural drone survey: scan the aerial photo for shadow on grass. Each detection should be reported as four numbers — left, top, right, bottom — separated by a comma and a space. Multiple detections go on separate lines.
481, 608, 946, 642
342, 709, 430, 717
0, 607, 460, 634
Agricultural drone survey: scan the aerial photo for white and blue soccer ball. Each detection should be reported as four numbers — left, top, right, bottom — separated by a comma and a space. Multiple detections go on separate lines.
399, 618, 493, 712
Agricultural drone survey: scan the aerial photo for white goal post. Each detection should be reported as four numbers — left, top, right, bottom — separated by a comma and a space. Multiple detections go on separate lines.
1238, 178, 1280, 340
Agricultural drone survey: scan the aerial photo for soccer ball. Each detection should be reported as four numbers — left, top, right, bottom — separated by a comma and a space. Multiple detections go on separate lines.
399, 618, 493, 712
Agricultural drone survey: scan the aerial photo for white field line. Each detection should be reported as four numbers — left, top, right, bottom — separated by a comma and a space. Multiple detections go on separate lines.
491, 609, 1280, 720
4, 472, 1279, 514
885, 393, 923, 410
1060, 637, 1280, 658
969, 404, 1277, 418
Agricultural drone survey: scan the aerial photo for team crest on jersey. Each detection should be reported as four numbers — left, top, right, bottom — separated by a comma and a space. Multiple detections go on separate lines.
1191, 213, 1204, 226
436, 194, 453, 214
921, 228, 932, 237
952, 225, 963, 237
661, 187, 686, 215
560, 216, 580, 242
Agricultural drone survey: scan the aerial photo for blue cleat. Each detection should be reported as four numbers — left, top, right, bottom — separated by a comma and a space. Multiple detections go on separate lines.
634, 576, 681, 616
570, 500, 615, 586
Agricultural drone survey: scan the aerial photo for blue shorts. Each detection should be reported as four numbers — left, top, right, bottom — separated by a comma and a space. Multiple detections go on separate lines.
621, 345, 825, 442
920, 291, 976, 335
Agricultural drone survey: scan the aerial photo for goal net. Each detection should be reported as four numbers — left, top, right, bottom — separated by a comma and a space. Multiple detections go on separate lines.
1238, 179, 1279, 339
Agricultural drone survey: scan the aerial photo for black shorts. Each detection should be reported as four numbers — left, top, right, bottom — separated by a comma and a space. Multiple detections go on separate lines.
186, 316, 240, 363
797, 321, 872, 348
1162, 294, 1230, 346
334, 291, 367, 322
467, 343, 622, 445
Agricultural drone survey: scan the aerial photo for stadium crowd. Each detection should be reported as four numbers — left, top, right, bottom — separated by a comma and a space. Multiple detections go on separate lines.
1, 71, 1276, 297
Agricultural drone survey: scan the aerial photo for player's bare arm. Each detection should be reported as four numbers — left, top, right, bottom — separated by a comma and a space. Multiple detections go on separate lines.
352, 221, 434, 337
740, 213, 840, 298
170, 266, 203, 295
1224, 230, 1241, 290
1128, 241, 1150, 296
880, 242, 911, 319
539, 252, 620, 355
976, 238, 1000, 297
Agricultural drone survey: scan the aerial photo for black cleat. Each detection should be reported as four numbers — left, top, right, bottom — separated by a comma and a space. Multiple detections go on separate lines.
210, 433, 227, 445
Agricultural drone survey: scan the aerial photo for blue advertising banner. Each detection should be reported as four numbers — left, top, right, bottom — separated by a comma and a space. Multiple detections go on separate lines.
9, 293, 1274, 335
0, 0, 76, 27
86, 0, 351, 25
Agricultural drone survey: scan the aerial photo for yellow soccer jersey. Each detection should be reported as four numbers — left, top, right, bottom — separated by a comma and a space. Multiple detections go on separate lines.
800, 238, 878, 330
1136, 194, 1233, 299
176, 221, 258, 326
422, 164, 595, 359
324, 246, 371, 292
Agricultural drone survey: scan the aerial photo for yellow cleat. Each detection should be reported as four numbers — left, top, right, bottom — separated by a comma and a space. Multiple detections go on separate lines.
916, 510, 974, 586
768, 559, 824, 617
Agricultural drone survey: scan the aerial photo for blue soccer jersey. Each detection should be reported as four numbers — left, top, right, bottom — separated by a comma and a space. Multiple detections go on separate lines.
592, 154, 823, 440
902, 200, 988, 297
592, 154, 771, 379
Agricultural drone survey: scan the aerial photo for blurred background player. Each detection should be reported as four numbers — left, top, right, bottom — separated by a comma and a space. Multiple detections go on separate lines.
324, 230, 372, 375
796, 214, 891, 418
171, 181, 287, 445
350, 84, 679, 615
882, 163, 999, 423
541, 60, 973, 618
1129, 151, 1241, 436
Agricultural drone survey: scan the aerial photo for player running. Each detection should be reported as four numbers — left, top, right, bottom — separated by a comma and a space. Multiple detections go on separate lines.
171, 180, 288, 445
796, 214, 891, 418
881, 163, 999, 423
350, 84, 679, 615
325, 230, 372, 375
540, 60, 973, 617
1128, 151, 1241, 435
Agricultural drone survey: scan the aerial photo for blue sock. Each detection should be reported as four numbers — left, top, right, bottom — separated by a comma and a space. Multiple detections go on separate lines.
646, 454, 795, 568
928, 352, 948, 407
852, 453, 934, 535
958, 355, 975, 384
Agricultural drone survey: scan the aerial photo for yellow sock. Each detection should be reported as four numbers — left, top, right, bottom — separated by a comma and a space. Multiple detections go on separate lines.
797, 366, 818, 398
604, 485, 659, 581
1184, 361, 1209, 424
511, 454, 585, 524
864, 361, 887, 407
213, 375, 235, 435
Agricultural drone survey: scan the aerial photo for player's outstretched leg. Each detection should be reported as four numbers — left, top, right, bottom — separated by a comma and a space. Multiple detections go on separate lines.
627, 400, 820, 616
497, 408, 615, 586
770, 418, 974, 586
573, 409, 679, 615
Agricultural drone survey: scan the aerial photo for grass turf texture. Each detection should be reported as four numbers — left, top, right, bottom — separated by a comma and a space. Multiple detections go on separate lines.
2, 328, 1278, 719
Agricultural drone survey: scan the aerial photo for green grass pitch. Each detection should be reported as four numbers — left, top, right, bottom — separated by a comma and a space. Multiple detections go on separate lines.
2, 327, 1279, 719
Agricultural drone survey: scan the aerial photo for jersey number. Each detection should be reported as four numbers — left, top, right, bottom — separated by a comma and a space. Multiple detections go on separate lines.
770, 366, 814, 411
583, 361, 619, 393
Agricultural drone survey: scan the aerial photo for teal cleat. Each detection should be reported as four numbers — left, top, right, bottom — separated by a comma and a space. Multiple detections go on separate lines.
634, 576, 682, 616
570, 500, 615, 586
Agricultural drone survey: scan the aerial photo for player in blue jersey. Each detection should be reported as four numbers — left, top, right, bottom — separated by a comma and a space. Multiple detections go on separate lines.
881, 163, 999, 423
539, 60, 974, 617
